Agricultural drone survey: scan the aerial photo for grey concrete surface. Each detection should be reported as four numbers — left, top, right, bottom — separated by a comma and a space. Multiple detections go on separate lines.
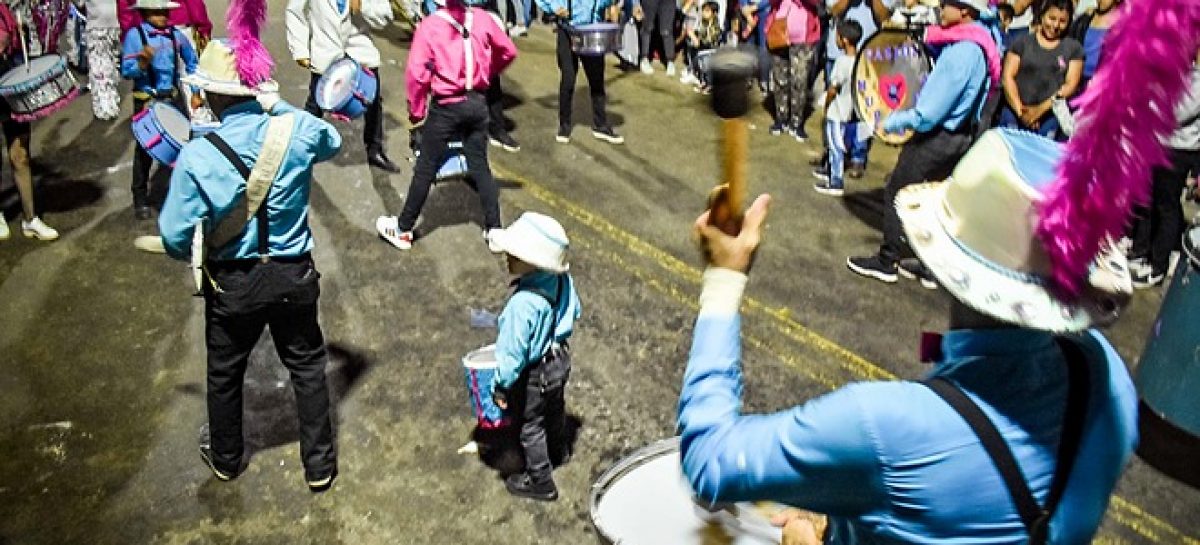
0, 3, 1197, 544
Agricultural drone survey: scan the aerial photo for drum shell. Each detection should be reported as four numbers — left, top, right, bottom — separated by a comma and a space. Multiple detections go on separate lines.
315, 59, 379, 120
568, 24, 623, 56
462, 344, 508, 428
132, 102, 190, 166
0, 55, 80, 122
1135, 227, 1200, 487
437, 141, 469, 181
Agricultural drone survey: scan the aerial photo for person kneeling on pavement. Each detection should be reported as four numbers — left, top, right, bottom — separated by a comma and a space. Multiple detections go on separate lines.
489, 212, 582, 501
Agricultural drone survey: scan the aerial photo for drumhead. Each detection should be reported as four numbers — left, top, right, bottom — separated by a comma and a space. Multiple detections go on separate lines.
0, 55, 65, 86
590, 438, 782, 545
462, 344, 497, 369
852, 30, 932, 146
316, 59, 359, 110
153, 102, 191, 140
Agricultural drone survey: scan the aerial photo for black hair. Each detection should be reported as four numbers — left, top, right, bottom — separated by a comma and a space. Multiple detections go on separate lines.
837, 19, 863, 46
1035, 0, 1073, 25
702, 0, 719, 11
996, 3, 1015, 19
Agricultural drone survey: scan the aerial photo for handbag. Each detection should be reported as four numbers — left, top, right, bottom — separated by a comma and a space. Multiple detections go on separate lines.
766, 2, 790, 51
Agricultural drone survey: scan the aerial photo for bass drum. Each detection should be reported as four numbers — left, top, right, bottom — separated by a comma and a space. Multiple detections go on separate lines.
852, 29, 932, 146
1135, 225, 1200, 488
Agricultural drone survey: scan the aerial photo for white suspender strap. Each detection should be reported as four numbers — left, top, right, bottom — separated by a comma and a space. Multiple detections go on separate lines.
433, 9, 475, 92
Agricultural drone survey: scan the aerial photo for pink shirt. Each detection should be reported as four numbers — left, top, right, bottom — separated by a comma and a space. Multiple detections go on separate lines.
118, 0, 213, 39
405, 5, 517, 121
769, 0, 820, 46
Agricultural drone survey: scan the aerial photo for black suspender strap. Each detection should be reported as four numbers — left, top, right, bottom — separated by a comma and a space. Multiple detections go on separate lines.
921, 337, 1090, 545
136, 24, 181, 94
203, 133, 271, 259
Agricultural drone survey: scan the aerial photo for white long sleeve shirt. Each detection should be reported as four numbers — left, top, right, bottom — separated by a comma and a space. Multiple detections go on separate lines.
285, 0, 391, 73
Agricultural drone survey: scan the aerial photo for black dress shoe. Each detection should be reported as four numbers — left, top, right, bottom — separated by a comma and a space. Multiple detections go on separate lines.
368, 152, 400, 172
504, 472, 558, 501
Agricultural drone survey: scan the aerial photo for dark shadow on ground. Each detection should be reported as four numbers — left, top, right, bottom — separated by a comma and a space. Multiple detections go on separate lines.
471, 413, 583, 478
841, 186, 886, 234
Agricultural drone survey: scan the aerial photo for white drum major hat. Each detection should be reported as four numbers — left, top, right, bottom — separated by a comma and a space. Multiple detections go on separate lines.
897, 129, 1131, 332
491, 213, 570, 273
132, 0, 181, 9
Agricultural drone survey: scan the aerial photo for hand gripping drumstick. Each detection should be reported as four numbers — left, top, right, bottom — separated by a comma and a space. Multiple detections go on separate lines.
706, 48, 758, 236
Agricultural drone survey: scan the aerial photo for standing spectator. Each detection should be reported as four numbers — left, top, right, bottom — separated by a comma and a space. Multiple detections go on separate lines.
637, 0, 677, 74
812, 19, 861, 195
286, 0, 401, 173
739, 0, 772, 89
825, 0, 890, 177
1066, 0, 1119, 91
998, 0, 1082, 140
766, 0, 819, 139
680, 0, 721, 89
0, 0, 58, 242
1128, 56, 1200, 288
995, 2, 1013, 51
85, 0, 122, 120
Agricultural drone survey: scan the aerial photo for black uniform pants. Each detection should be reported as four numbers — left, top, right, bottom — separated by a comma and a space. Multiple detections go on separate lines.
203, 256, 337, 481
304, 66, 386, 155
1131, 149, 1200, 274
398, 92, 501, 232
879, 128, 973, 263
556, 29, 609, 130
510, 345, 571, 484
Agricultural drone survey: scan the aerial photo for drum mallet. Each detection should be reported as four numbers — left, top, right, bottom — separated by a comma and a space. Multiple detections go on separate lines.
706, 48, 758, 236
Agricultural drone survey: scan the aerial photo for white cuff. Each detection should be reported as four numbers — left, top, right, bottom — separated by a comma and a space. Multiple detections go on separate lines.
699, 267, 748, 316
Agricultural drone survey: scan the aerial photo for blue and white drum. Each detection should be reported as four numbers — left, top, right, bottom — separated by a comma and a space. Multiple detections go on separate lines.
462, 344, 510, 429
315, 58, 379, 120
131, 101, 191, 166
0, 55, 80, 122
1135, 225, 1200, 488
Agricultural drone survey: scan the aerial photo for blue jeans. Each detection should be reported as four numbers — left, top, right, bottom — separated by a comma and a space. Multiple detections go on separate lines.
824, 119, 849, 188
998, 104, 1063, 141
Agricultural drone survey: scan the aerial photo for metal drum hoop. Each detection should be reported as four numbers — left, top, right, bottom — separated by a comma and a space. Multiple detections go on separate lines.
589, 437, 682, 543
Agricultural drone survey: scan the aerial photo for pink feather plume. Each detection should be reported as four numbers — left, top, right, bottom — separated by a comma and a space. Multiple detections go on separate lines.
1035, 0, 1200, 297
227, 0, 274, 87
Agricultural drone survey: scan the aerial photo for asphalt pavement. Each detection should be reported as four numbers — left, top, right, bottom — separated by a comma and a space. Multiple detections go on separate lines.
0, 4, 1196, 544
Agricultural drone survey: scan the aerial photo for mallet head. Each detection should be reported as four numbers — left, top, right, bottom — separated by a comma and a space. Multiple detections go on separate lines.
708, 47, 759, 119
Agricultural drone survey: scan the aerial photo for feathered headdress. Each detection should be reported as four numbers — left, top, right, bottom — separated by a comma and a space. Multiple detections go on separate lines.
227, 0, 274, 87
1036, 0, 1200, 297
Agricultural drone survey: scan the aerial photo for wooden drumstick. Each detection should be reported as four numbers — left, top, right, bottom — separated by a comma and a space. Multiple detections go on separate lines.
706, 48, 757, 236
16, 13, 30, 72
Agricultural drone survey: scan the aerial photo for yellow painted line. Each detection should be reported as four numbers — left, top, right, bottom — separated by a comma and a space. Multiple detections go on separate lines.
494, 165, 1197, 544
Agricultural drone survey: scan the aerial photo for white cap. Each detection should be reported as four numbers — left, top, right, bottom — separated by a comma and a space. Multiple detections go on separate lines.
491, 213, 570, 273
947, 0, 989, 14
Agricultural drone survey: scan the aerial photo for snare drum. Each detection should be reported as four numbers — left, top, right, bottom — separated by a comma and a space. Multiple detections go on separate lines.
315, 58, 379, 120
1134, 226, 1200, 488
132, 101, 191, 167
852, 29, 932, 145
567, 23, 623, 56
462, 344, 510, 428
0, 55, 80, 122
590, 437, 784, 544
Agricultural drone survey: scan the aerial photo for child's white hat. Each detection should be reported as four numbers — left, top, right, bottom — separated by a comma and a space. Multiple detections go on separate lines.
491, 213, 570, 273
132, 0, 181, 9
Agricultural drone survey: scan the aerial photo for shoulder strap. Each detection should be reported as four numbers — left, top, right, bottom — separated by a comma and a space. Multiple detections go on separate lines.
432, 9, 475, 91
202, 113, 297, 256
922, 339, 1090, 545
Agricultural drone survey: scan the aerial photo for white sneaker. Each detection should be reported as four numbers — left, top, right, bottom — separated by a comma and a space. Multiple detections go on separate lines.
666, 62, 676, 76
0, 214, 8, 240
509, 24, 528, 36
484, 229, 504, 254
21, 217, 58, 241
639, 59, 654, 75
679, 71, 698, 85
375, 215, 413, 250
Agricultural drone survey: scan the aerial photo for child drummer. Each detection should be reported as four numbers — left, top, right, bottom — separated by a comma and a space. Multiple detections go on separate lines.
120, 0, 197, 220
489, 212, 582, 502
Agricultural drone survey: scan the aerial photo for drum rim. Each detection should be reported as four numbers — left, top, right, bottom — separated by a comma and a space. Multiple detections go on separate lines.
462, 343, 497, 369
315, 59, 363, 111
588, 436, 681, 543
148, 101, 191, 148
851, 29, 932, 146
